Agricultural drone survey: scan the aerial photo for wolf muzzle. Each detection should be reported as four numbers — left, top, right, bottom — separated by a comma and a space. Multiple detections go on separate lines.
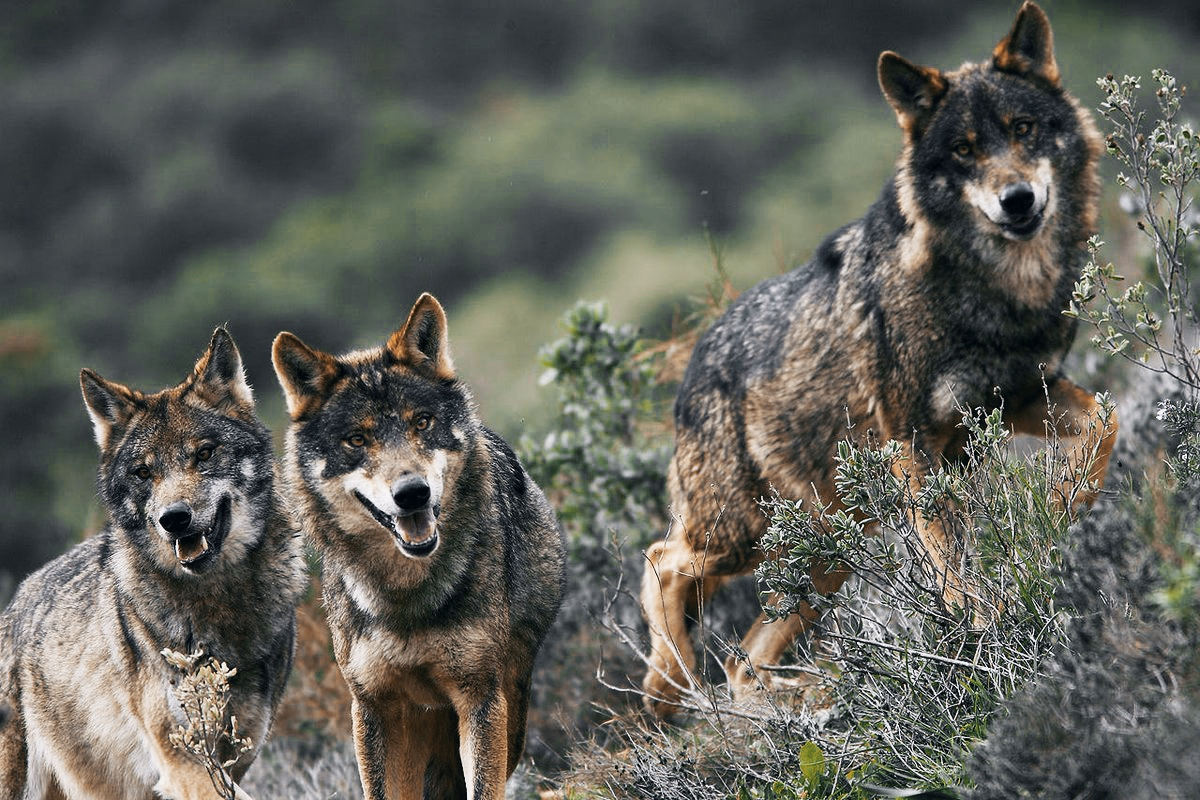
996, 180, 1045, 239
157, 496, 231, 569
354, 474, 441, 558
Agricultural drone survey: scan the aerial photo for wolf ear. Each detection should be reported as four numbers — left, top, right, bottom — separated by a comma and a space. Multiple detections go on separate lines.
80, 369, 141, 450
992, 1, 1060, 88
272, 332, 340, 419
878, 51, 948, 136
190, 328, 256, 416
387, 293, 455, 380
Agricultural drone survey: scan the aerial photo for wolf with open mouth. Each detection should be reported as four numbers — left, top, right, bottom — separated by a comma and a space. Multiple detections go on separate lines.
273, 293, 565, 800
0, 328, 305, 799
640, 1, 1119, 715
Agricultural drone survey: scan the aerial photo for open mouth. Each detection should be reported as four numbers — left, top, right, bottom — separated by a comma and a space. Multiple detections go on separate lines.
173, 496, 230, 569
999, 211, 1044, 241
353, 491, 440, 558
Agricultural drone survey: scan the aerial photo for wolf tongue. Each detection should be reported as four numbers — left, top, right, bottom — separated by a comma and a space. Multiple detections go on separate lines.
395, 510, 435, 545
174, 534, 210, 564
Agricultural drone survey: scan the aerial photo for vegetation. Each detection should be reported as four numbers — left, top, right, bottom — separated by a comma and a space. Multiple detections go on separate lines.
538, 67, 1199, 800
2, 3, 1199, 799
162, 648, 255, 800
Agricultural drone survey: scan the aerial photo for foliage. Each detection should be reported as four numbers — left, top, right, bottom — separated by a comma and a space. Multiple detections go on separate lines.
161, 648, 255, 800
512, 302, 674, 775
1069, 69, 1200, 388
242, 736, 364, 800
750, 397, 1111, 795
967, 69, 1200, 799
558, 700, 832, 800
521, 301, 672, 565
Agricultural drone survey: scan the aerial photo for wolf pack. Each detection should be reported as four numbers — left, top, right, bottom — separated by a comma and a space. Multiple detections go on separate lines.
0, 4, 1122, 798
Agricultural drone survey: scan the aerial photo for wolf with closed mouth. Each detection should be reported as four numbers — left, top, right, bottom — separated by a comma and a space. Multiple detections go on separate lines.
272, 293, 565, 800
0, 328, 305, 799
640, 1, 1118, 713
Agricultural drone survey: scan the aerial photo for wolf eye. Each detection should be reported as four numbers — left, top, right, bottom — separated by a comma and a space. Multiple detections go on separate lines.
196, 445, 216, 462
131, 466, 152, 481
346, 433, 367, 448
413, 414, 434, 431
952, 141, 973, 159
1012, 119, 1035, 138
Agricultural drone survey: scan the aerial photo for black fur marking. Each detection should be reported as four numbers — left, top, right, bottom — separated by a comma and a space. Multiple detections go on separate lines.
114, 596, 143, 667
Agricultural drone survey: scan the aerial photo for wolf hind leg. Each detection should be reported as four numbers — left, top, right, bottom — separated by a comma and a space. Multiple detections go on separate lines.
726, 562, 850, 701
423, 707, 466, 800
1007, 376, 1119, 512
502, 663, 533, 777
640, 527, 732, 716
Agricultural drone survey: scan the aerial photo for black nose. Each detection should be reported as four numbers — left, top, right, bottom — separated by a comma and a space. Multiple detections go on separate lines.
159, 502, 193, 535
999, 182, 1036, 216
392, 475, 431, 512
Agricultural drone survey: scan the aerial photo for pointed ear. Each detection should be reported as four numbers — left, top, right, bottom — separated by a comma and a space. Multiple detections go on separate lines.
272, 332, 340, 419
80, 368, 141, 450
386, 293, 455, 380
878, 51, 948, 137
992, 1, 1060, 88
189, 328, 255, 416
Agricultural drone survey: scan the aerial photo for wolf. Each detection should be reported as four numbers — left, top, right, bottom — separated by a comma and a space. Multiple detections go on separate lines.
640, 1, 1118, 713
272, 293, 566, 800
0, 329, 305, 798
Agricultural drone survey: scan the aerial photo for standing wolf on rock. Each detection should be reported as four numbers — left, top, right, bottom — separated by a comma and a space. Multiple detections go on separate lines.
641, 1, 1118, 713
0, 329, 305, 798
272, 293, 565, 800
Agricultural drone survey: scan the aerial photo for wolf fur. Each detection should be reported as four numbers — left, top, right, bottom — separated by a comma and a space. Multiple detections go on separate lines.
272, 293, 565, 800
640, 1, 1118, 712
0, 329, 305, 798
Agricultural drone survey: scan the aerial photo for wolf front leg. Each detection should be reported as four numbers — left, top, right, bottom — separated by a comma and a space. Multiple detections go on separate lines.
891, 440, 985, 617
448, 677, 509, 800
1007, 377, 1118, 512
147, 738, 258, 800
351, 696, 437, 800
0, 700, 25, 800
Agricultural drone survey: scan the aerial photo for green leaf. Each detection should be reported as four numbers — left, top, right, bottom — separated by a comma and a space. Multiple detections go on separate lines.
799, 741, 825, 785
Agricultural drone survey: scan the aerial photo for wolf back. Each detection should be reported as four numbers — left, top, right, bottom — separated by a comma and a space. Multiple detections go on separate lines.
0, 329, 305, 799
273, 293, 565, 800
641, 1, 1117, 712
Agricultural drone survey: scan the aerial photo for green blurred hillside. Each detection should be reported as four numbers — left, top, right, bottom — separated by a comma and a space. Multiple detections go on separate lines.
0, 0, 1196, 592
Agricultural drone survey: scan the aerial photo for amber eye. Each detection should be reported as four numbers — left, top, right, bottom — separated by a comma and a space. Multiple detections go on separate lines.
196, 445, 215, 462
132, 466, 152, 481
1013, 119, 1035, 138
413, 414, 433, 432
952, 141, 973, 158
346, 433, 367, 448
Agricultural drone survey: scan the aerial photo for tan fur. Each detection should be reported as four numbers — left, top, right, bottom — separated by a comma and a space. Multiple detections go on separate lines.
0, 330, 305, 799
273, 294, 565, 800
640, 2, 1117, 714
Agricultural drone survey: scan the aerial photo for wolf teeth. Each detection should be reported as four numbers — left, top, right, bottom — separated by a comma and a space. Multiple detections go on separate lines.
174, 534, 210, 564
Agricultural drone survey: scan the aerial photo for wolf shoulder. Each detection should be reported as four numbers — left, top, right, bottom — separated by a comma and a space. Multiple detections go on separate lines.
479, 428, 565, 610
0, 533, 115, 650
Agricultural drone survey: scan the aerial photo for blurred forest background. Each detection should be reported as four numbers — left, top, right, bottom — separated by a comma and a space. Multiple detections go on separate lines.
1, 0, 1197, 656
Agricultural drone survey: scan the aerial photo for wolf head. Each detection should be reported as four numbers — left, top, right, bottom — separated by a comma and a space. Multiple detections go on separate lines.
272, 293, 477, 561
80, 328, 275, 577
878, 1, 1100, 251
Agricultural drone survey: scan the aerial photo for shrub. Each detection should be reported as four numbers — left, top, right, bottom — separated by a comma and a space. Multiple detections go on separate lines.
749, 397, 1112, 795
969, 69, 1200, 799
